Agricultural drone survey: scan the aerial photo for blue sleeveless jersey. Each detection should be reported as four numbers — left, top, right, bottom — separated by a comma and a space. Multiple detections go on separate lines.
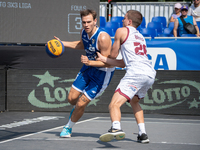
72, 27, 115, 100
82, 27, 104, 61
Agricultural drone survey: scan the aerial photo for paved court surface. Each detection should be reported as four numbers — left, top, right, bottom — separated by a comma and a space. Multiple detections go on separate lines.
0, 111, 200, 150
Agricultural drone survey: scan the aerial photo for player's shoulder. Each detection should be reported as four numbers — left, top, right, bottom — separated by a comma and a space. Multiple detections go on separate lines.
114, 27, 128, 38
98, 30, 111, 41
116, 27, 127, 32
115, 27, 129, 35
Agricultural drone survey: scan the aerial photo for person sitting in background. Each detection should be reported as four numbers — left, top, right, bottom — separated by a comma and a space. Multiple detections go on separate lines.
173, 5, 200, 37
170, 3, 182, 22
188, 0, 200, 22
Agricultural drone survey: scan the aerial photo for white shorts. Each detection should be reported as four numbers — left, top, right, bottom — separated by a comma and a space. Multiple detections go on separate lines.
115, 74, 155, 101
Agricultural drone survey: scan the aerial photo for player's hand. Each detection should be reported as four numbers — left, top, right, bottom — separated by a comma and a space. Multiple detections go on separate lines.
96, 52, 107, 63
54, 36, 61, 41
46, 36, 60, 46
81, 55, 90, 66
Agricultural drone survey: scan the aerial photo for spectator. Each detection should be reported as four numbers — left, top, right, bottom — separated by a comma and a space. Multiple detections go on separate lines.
173, 5, 200, 37
170, 3, 182, 22
188, 0, 200, 22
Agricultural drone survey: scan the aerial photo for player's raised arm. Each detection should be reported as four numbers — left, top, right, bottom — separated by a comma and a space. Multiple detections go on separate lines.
110, 27, 127, 58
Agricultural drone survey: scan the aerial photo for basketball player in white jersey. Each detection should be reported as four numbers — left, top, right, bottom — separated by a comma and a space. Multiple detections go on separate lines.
97, 10, 156, 143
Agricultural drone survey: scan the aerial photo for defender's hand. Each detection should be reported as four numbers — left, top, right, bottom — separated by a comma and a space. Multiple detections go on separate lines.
96, 52, 107, 63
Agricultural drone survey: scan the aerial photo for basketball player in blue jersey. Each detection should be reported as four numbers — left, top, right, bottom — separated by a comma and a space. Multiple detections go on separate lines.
53, 9, 115, 138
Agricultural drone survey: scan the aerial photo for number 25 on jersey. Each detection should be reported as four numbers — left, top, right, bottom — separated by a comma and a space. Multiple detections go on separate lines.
134, 42, 147, 56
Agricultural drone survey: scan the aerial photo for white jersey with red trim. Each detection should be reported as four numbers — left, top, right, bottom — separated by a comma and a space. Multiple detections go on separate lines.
120, 26, 156, 78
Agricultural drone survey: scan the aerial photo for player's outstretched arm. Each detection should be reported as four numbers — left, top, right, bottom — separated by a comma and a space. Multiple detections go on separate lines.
54, 36, 84, 50
97, 52, 125, 68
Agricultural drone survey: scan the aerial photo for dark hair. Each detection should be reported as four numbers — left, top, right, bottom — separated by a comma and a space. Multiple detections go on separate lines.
127, 10, 143, 28
80, 9, 97, 20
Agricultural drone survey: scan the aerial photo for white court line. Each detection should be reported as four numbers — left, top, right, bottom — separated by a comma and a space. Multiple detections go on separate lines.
2, 116, 199, 147
98, 117, 200, 122
151, 141, 200, 146
19, 137, 200, 146
0, 117, 100, 144
91, 120, 200, 125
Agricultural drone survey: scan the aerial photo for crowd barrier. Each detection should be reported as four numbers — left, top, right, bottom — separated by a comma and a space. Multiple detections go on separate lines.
100, 1, 189, 24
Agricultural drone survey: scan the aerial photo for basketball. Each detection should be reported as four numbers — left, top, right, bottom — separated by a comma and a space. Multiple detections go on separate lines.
46, 39, 65, 58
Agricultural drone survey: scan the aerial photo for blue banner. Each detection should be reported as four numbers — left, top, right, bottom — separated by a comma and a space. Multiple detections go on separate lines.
146, 39, 200, 70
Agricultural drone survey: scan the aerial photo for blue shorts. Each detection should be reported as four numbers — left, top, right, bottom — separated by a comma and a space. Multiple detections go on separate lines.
72, 65, 115, 100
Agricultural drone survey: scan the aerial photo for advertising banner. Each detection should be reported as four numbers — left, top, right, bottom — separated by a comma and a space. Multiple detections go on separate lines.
7, 69, 200, 115
138, 71, 200, 115
1, 39, 200, 70
146, 39, 200, 70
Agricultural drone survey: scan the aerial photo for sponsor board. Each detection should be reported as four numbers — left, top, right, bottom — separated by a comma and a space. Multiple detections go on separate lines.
147, 48, 177, 70
7, 70, 200, 115
7, 69, 103, 112
28, 71, 101, 109
126, 78, 200, 113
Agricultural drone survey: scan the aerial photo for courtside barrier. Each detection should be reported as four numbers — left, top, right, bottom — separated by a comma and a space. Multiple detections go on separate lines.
0, 38, 200, 114
6, 69, 200, 115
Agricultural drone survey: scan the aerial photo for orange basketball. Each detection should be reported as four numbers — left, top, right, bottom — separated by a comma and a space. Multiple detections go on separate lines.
46, 39, 65, 58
